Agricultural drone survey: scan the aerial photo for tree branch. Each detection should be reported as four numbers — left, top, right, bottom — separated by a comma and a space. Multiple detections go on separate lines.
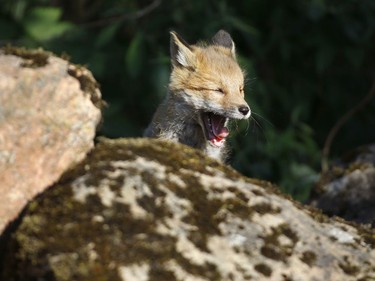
82, 0, 162, 28
322, 80, 375, 172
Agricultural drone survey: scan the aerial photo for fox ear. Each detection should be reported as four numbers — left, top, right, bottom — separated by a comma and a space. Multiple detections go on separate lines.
170, 31, 196, 69
212, 30, 236, 59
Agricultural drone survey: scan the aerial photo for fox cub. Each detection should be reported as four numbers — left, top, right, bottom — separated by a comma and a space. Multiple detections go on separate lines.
144, 30, 251, 162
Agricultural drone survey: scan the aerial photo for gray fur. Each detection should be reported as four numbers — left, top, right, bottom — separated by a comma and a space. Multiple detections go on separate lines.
144, 92, 228, 161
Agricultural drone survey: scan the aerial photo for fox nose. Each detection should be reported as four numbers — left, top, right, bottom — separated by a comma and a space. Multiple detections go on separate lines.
238, 105, 250, 116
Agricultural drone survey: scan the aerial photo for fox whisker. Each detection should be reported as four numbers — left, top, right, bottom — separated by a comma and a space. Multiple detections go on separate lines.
252, 112, 274, 128
249, 111, 274, 143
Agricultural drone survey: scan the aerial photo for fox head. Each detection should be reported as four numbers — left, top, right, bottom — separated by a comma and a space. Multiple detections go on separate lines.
168, 30, 251, 148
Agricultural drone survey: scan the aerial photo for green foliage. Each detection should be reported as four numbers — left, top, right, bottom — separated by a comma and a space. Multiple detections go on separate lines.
125, 32, 144, 77
1, 0, 374, 201
23, 7, 73, 41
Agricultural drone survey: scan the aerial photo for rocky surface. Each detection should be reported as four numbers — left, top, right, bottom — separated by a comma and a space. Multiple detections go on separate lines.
0, 48, 102, 234
2, 138, 374, 281
310, 144, 375, 226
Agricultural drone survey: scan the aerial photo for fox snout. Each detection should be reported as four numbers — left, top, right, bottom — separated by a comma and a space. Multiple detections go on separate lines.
226, 102, 251, 120
238, 104, 251, 118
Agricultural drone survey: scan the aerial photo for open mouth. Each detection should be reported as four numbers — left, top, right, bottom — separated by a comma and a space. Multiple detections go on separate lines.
201, 112, 229, 147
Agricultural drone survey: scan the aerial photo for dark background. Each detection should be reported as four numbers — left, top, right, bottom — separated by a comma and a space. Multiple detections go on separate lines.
1, 0, 374, 201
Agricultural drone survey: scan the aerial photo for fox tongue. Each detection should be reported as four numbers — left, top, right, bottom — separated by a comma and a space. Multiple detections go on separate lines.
211, 114, 229, 140
214, 127, 229, 140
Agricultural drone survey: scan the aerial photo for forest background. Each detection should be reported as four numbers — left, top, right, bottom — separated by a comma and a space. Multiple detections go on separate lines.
1, 0, 374, 201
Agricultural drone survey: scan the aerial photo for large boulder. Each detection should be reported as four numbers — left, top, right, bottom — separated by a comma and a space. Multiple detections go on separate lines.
310, 144, 375, 226
1, 138, 374, 281
0, 48, 102, 234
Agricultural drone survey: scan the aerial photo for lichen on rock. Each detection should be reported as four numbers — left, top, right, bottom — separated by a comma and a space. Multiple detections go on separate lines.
1, 138, 374, 281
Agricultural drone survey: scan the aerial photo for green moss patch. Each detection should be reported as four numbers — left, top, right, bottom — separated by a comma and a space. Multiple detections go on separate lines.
2, 46, 50, 68
254, 263, 272, 277
252, 202, 281, 215
260, 223, 298, 263
67, 65, 104, 110
300, 250, 317, 266
338, 256, 359, 276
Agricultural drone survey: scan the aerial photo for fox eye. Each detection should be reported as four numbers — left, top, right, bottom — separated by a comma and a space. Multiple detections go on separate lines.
214, 88, 224, 94
239, 86, 244, 92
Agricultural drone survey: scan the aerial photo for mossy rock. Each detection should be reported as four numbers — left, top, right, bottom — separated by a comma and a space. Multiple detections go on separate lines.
311, 144, 375, 226
1, 138, 374, 281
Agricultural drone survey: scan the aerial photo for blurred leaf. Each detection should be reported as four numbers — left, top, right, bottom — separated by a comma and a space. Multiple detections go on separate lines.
125, 33, 144, 78
281, 162, 319, 201
29, 6, 61, 21
23, 7, 73, 41
95, 23, 120, 49
11, 0, 28, 22
87, 52, 109, 77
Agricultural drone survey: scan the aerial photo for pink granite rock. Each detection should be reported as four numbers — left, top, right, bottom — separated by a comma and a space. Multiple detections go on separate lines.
0, 48, 102, 233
